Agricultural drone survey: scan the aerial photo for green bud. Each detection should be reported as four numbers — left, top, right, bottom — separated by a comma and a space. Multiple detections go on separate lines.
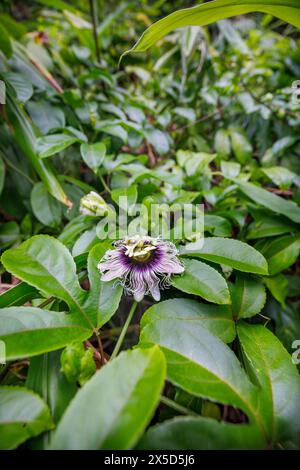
61, 342, 84, 383
79, 191, 108, 216
78, 348, 96, 386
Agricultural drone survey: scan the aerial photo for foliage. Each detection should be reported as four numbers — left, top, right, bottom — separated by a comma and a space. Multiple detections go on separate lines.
0, 0, 300, 451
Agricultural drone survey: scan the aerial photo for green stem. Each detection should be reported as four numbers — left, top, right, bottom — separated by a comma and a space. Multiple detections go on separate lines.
110, 301, 138, 360
160, 396, 199, 417
99, 173, 111, 194
89, 0, 100, 63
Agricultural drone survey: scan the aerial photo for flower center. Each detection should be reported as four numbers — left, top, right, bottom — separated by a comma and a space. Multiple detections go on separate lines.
132, 251, 152, 263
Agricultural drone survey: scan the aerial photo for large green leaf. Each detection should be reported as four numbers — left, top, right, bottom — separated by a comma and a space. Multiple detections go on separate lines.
141, 298, 235, 343
230, 273, 266, 319
180, 237, 268, 275
50, 347, 166, 450
172, 259, 230, 305
139, 417, 265, 450
0, 307, 91, 360
123, 0, 300, 57
85, 243, 123, 327
0, 386, 53, 450
236, 180, 300, 224
139, 317, 265, 432
1, 235, 89, 320
238, 323, 300, 442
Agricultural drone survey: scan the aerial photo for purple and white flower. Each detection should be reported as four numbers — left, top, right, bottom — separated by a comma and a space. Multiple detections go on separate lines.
97, 235, 184, 302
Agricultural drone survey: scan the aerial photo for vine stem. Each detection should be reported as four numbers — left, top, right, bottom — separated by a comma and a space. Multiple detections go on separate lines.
99, 173, 111, 194
89, 0, 100, 63
110, 301, 138, 360
160, 396, 199, 417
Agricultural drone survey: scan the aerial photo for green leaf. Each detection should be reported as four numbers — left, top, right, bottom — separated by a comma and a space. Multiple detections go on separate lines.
26, 101, 66, 134
1, 235, 88, 317
80, 142, 106, 172
141, 298, 235, 343
138, 417, 265, 450
72, 228, 98, 257
36, 134, 78, 159
123, 1, 300, 57
172, 259, 231, 305
258, 235, 300, 276
220, 161, 241, 179
262, 166, 298, 190
111, 184, 138, 215
265, 298, 300, 353
180, 237, 268, 275
229, 128, 252, 164
214, 129, 231, 159
0, 307, 91, 360
26, 350, 77, 426
145, 129, 169, 154
0, 282, 39, 308
31, 182, 62, 228
0, 23, 12, 58
230, 274, 266, 319
263, 274, 288, 307
85, 243, 123, 327
0, 386, 53, 450
235, 180, 300, 224
4, 72, 33, 103
246, 210, 297, 239
58, 214, 95, 248
50, 347, 166, 450
139, 317, 262, 426
204, 215, 232, 237
0, 221, 20, 249
6, 93, 70, 205
238, 323, 300, 442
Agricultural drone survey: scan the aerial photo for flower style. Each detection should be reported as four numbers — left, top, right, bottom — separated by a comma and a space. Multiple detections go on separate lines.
97, 235, 184, 302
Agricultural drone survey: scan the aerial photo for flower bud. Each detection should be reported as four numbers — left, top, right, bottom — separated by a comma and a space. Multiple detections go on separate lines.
79, 191, 107, 216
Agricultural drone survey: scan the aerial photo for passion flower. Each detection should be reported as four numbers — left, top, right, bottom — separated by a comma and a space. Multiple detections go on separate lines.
98, 235, 184, 301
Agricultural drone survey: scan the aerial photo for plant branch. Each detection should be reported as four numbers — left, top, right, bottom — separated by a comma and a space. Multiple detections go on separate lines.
89, 0, 100, 63
110, 300, 138, 360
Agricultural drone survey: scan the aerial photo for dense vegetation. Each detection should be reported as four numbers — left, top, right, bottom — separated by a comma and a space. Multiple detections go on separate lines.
0, 0, 300, 450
